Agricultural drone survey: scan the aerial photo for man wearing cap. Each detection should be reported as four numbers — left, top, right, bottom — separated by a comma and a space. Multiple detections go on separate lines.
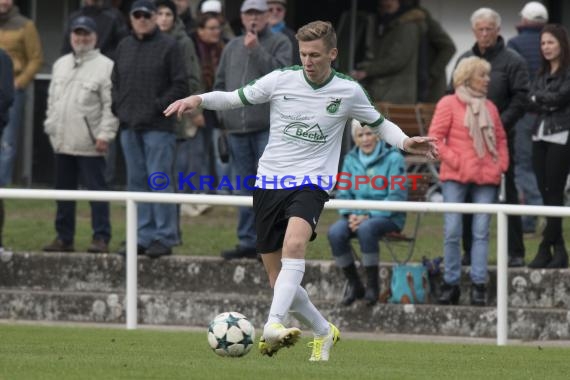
216, 0, 292, 260
453, 7, 529, 268
508, 1, 549, 236
267, 0, 300, 65
43, 16, 119, 254
112, 0, 188, 258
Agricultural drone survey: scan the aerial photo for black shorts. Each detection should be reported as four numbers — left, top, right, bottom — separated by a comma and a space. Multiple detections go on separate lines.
253, 186, 330, 254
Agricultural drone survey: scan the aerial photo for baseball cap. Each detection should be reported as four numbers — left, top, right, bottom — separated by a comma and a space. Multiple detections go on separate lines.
520, 2, 548, 22
130, 0, 157, 15
71, 16, 97, 34
240, 0, 268, 13
201, 0, 222, 14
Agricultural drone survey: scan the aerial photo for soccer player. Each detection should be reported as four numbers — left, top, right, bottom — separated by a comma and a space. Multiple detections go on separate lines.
165, 20, 438, 361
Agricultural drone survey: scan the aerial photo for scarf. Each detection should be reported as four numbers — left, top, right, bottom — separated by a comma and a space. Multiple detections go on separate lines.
455, 85, 498, 160
195, 37, 224, 91
358, 142, 381, 168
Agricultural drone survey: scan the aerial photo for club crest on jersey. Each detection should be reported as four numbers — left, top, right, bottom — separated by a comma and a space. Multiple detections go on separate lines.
326, 98, 342, 114
284, 122, 327, 143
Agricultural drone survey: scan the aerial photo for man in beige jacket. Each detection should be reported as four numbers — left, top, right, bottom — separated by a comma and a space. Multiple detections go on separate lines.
43, 16, 119, 254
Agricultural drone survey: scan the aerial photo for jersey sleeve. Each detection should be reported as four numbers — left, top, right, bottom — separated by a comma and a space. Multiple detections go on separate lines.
237, 70, 280, 106
348, 83, 385, 128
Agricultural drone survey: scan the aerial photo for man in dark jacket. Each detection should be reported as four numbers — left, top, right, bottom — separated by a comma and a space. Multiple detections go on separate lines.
0, 48, 13, 253
215, 0, 292, 260
61, 0, 128, 60
507, 2, 549, 235
112, 0, 188, 258
454, 7, 529, 267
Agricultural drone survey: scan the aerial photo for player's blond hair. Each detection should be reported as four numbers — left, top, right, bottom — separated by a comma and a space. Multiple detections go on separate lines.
295, 21, 337, 50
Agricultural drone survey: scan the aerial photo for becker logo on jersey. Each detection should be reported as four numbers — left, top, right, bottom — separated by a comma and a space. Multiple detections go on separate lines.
284, 122, 328, 143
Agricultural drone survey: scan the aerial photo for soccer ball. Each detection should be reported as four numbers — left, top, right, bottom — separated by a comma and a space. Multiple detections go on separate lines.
207, 311, 256, 357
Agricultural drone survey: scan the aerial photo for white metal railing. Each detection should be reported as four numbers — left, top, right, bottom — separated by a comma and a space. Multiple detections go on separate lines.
1, 188, 569, 346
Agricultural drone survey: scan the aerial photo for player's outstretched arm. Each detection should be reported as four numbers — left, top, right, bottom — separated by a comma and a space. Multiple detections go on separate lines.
163, 95, 203, 120
404, 136, 439, 160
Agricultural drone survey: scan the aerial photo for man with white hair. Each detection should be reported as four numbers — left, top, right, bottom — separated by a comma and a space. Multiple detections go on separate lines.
453, 7, 529, 268
507, 2, 549, 237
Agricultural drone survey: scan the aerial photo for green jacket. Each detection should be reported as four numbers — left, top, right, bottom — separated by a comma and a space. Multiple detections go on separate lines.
166, 19, 202, 139
358, 8, 426, 104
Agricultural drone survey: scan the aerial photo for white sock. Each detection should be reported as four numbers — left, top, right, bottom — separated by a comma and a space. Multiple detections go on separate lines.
265, 258, 305, 329
289, 285, 330, 337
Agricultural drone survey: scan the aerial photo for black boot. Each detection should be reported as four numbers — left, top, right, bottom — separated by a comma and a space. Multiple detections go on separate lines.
341, 263, 365, 306
527, 242, 552, 268
470, 283, 487, 306
546, 242, 568, 269
438, 282, 460, 305
363, 265, 379, 306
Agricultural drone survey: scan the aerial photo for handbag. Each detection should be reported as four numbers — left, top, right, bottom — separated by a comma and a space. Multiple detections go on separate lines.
388, 264, 429, 304
217, 130, 229, 163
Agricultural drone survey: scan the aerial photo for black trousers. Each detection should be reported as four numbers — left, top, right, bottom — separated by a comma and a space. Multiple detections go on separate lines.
463, 131, 525, 258
532, 138, 570, 245
54, 154, 111, 244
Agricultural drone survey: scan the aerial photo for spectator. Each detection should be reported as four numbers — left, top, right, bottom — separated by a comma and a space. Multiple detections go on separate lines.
454, 8, 529, 268
61, 0, 128, 60
190, 12, 229, 195
328, 120, 407, 306
0, 0, 43, 187
507, 2, 548, 236
527, 24, 570, 269
406, 0, 456, 103
214, 0, 292, 261
42, 16, 119, 254
267, 0, 300, 65
198, 0, 235, 41
0, 47, 13, 253
155, 0, 207, 225
429, 56, 509, 306
351, 0, 426, 104
62, 0, 129, 190
112, 0, 188, 258
173, 0, 195, 36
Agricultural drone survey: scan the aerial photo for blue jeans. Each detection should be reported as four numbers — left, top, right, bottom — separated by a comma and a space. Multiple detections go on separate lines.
54, 154, 110, 244
442, 181, 497, 285
514, 113, 543, 231
188, 128, 209, 192
328, 216, 399, 268
228, 131, 269, 249
120, 129, 178, 247
0, 89, 25, 186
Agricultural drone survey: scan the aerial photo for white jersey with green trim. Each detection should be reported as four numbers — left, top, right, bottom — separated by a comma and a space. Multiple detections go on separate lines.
237, 66, 403, 191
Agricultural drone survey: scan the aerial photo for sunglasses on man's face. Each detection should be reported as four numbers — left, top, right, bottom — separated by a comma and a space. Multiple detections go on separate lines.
132, 11, 152, 20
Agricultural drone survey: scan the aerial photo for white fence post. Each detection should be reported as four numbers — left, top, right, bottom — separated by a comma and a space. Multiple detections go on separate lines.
496, 211, 508, 345
126, 199, 138, 330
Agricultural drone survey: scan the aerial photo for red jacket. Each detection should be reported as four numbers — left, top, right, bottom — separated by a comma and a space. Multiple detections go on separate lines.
428, 94, 509, 185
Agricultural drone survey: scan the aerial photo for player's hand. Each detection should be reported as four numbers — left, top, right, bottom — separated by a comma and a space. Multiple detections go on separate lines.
404, 136, 439, 160
163, 95, 202, 120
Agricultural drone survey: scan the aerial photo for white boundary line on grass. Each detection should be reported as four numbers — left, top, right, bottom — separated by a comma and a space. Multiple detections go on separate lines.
1, 188, 570, 346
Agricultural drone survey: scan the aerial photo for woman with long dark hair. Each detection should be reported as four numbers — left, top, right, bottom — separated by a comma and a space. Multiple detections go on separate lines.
527, 24, 570, 269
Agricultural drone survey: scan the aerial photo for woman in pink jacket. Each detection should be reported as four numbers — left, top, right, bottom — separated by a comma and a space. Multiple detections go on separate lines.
428, 56, 509, 306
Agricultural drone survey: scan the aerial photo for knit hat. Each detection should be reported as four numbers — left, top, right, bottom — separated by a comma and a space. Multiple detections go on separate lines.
201, 0, 222, 14
155, 0, 177, 20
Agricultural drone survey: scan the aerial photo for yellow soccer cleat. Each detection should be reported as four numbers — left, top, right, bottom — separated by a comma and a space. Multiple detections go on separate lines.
308, 322, 340, 362
259, 323, 302, 357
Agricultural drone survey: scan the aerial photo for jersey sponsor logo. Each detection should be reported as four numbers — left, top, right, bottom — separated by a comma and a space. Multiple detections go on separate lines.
283, 122, 327, 143
326, 97, 342, 114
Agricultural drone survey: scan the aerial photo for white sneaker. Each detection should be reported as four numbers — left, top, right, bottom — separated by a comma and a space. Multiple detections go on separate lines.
260, 323, 301, 356
308, 322, 340, 362
180, 204, 200, 217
